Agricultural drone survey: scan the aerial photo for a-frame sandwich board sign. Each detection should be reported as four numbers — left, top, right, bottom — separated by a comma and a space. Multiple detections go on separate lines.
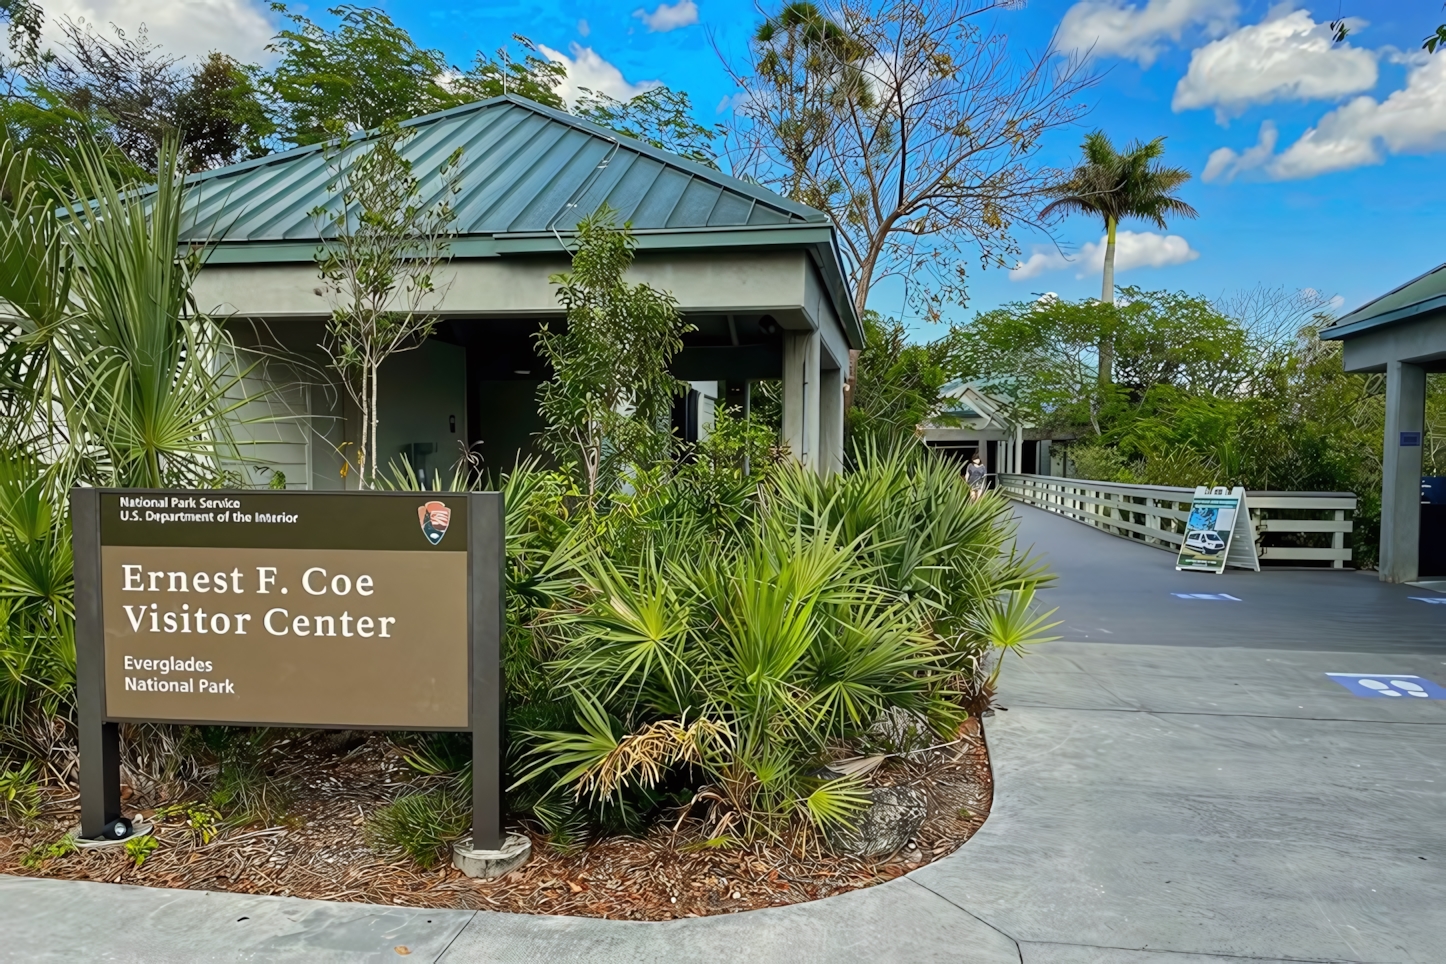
1176, 486, 1260, 573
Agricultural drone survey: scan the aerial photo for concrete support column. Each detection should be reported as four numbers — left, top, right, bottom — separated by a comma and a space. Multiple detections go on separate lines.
819, 366, 844, 476
1381, 360, 1426, 583
782, 330, 820, 471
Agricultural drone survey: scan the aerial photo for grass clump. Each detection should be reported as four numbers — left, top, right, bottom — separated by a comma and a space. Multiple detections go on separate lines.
198, 728, 297, 825
366, 789, 470, 869
19, 833, 75, 869
0, 759, 42, 822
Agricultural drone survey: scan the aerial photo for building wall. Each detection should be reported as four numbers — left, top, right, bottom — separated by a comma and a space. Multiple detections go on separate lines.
693, 381, 719, 440
223, 321, 348, 491
222, 350, 312, 490
221, 321, 467, 490
375, 339, 468, 484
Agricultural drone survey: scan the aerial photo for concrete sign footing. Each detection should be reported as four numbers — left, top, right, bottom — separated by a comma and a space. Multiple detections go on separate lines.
452, 832, 531, 879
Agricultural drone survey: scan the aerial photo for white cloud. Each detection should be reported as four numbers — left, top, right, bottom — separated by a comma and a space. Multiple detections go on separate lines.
1173, 8, 1377, 121
1010, 249, 1071, 281
715, 91, 748, 114
633, 0, 699, 33
1202, 120, 1278, 182
1057, 0, 1237, 67
1010, 231, 1199, 281
40, 0, 276, 64
1203, 53, 1446, 181
578, 19, 591, 37
538, 43, 660, 104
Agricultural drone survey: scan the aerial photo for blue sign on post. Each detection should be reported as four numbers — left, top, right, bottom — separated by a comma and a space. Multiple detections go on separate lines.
1400, 431, 1422, 447
1326, 673, 1446, 699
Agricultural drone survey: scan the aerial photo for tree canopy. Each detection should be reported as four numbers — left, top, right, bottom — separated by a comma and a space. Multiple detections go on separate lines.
727, 0, 1092, 319
1, 1, 709, 176
266, 4, 460, 146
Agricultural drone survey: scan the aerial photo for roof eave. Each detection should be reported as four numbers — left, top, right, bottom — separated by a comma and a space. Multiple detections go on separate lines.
1321, 261, 1446, 340
1320, 294, 1446, 341
196, 222, 837, 263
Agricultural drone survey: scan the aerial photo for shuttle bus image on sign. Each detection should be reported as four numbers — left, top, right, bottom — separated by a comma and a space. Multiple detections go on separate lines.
1185, 530, 1226, 555
70, 488, 508, 864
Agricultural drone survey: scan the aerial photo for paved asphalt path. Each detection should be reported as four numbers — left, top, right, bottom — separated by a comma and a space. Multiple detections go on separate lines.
1, 503, 1442, 962
1008, 502, 1446, 653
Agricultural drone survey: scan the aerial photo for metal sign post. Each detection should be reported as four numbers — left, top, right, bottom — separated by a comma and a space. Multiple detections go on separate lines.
468, 492, 504, 853
72, 489, 122, 840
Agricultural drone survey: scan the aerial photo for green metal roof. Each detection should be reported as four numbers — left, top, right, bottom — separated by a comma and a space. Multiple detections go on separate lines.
181, 94, 859, 347
184, 95, 826, 243
1321, 262, 1446, 340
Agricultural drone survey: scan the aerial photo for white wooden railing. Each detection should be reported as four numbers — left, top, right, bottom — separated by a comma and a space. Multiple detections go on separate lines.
998, 473, 1356, 568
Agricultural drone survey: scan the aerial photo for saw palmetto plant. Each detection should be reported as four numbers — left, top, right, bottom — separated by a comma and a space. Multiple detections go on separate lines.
501, 445, 1052, 846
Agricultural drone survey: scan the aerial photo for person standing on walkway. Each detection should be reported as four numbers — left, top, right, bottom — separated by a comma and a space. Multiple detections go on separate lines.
965, 454, 988, 501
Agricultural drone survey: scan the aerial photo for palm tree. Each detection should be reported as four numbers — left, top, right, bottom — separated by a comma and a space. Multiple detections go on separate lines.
1041, 132, 1197, 386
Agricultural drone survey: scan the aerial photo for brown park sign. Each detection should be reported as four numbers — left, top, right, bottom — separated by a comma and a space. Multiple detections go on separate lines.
71, 489, 505, 849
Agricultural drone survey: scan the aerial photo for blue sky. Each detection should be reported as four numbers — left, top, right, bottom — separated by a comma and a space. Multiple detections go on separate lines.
46, 0, 1446, 327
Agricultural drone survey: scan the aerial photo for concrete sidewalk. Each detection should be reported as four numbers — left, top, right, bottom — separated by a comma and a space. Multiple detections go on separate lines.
3, 506, 1443, 962
916, 641, 1446, 963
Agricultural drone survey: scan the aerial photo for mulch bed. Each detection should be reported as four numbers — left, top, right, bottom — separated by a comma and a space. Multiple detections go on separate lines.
0, 717, 992, 920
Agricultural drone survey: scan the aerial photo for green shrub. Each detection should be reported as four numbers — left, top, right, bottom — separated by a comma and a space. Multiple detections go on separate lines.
19, 832, 75, 868
153, 800, 225, 844
124, 834, 158, 867
0, 460, 76, 734
366, 789, 470, 868
507, 445, 1051, 843
0, 138, 252, 762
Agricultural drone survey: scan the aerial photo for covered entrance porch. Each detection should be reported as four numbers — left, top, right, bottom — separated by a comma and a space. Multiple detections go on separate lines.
1322, 263, 1446, 583
182, 95, 860, 487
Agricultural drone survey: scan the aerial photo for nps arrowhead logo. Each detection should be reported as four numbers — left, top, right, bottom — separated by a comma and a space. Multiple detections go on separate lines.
417, 500, 451, 546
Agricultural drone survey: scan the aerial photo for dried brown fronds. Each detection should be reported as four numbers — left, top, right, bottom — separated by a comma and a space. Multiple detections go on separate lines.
577, 717, 730, 800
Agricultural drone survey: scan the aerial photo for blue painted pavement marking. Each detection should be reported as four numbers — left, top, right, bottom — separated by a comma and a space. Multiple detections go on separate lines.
1326, 673, 1446, 699
1409, 596, 1446, 605
1171, 593, 1241, 601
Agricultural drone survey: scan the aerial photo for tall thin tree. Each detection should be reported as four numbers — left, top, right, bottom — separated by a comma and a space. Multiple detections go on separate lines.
312, 122, 462, 488
726, 0, 1091, 324
1040, 131, 1197, 384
